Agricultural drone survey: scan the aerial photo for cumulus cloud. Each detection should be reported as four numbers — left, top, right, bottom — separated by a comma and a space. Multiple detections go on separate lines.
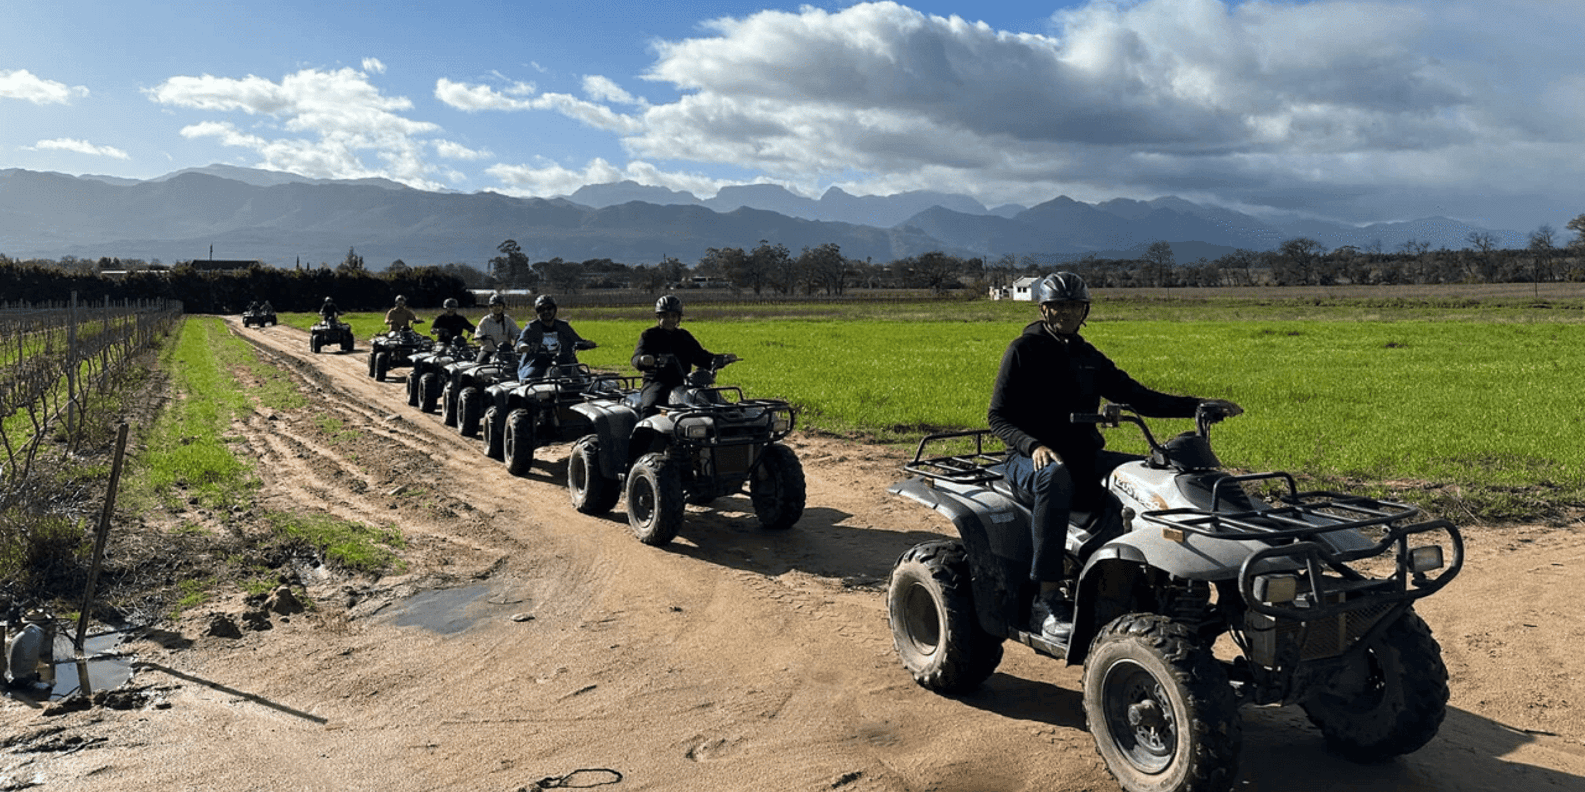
475, 0, 1585, 224
25, 138, 129, 159
0, 69, 89, 104
434, 139, 490, 160
487, 157, 741, 199
149, 62, 445, 189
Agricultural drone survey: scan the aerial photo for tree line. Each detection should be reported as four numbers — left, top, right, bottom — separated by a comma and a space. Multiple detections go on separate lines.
5, 214, 1584, 311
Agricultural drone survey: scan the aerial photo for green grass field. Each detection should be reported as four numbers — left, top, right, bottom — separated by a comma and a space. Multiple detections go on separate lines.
272, 293, 1585, 521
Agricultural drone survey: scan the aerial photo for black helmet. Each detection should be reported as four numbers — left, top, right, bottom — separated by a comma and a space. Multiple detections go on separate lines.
655, 295, 683, 315
534, 295, 557, 312
1032, 272, 1090, 305
488, 293, 505, 307
443, 298, 459, 309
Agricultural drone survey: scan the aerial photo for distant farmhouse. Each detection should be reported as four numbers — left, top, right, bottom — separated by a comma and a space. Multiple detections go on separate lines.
1009, 275, 1039, 301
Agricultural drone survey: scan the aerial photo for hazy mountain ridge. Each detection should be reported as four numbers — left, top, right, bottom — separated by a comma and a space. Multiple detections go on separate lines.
0, 166, 1528, 268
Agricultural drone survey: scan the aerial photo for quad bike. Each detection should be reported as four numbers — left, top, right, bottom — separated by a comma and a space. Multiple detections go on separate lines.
886, 404, 1462, 792
478, 337, 632, 473
309, 317, 354, 353
368, 324, 429, 382
566, 355, 804, 546
242, 307, 277, 327
407, 332, 477, 411
440, 349, 519, 437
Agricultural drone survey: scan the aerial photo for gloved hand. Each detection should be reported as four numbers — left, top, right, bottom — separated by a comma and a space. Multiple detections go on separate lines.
1199, 399, 1244, 421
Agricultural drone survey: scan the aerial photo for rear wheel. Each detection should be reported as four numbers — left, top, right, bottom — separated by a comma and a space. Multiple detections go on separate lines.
887, 540, 1003, 693
419, 373, 441, 413
1300, 610, 1448, 762
750, 443, 805, 530
482, 406, 505, 460
458, 387, 483, 437
1083, 614, 1241, 792
504, 408, 536, 476
626, 452, 683, 546
441, 382, 458, 426
568, 435, 619, 514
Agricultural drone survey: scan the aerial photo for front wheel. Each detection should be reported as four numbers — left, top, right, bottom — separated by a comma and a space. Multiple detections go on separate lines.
457, 387, 483, 437
749, 443, 805, 530
440, 382, 458, 426
503, 408, 536, 476
419, 373, 441, 413
406, 370, 422, 407
340, 333, 353, 352
1083, 614, 1241, 792
1300, 610, 1449, 762
888, 541, 1003, 693
626, 452, 684, 546
482, 406, 505, 460
373, 352, 390, 381
568, 435, 619, 514
310, 333, 323, 354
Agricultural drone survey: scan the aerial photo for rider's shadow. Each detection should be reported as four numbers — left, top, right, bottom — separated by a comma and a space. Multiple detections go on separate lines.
661, 498, 948, 584
953, 673, 1086, 729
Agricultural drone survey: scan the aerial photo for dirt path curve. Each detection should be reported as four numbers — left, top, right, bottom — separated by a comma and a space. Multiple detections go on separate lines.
7, 317, 1585, 792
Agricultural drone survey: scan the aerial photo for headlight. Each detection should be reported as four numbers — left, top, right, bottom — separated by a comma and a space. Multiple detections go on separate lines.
1252, 574, 1298, 604
1409, 545, 1444, 574
771, 412, 791, 433
681, 419, 713, 439
535, 389, 555, 402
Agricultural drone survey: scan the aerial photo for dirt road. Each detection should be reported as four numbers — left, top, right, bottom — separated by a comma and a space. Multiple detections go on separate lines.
5, 317, 1585, 792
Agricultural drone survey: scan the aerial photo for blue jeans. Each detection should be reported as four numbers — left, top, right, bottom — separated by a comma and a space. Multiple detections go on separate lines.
1004, 449, 1138, 583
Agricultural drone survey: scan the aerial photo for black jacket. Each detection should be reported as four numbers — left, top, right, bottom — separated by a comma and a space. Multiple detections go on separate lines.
988, 321, 1200, 464
632, 326, 716, 388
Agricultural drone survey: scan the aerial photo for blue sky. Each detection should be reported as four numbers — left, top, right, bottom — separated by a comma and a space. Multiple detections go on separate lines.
3, 0, 1583, 231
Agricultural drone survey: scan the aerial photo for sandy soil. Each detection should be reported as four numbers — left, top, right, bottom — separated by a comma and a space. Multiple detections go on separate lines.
5, 316, 1585, 792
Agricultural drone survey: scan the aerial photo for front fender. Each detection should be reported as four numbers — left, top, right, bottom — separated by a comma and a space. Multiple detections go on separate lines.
570, 400, 638, 479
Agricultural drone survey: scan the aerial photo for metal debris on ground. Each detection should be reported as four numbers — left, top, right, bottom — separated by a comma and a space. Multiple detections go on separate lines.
521, 768, 622, 790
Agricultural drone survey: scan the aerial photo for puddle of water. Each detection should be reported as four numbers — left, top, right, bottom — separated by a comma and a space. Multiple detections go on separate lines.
388, 585, 495, 635
5, 630, 133, 702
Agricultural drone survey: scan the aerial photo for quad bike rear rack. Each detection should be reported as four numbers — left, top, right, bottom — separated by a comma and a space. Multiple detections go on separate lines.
900, 429, 1010, 485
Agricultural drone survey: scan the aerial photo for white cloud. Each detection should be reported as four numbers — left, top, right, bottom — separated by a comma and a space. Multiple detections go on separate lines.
435, 78, 644, 133
25, 138, 129, 159
487, 157, 740, 199
434, 139, 490, 160
362, 57, 386, 75
149, 64, 444, 189
471, 0, 1585, 224
0, 69, 88, 104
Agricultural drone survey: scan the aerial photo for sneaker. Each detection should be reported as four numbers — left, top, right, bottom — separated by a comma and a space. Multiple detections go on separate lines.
1029, 592, 1074, 643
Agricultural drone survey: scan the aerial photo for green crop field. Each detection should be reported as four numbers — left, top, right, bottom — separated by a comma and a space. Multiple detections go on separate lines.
266, 291, 1585, 521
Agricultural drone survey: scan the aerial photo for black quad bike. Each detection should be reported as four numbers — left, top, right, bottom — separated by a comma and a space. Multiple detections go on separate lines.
440, 350, 519, 437
242, 307, 277, 327
565, 355, 805, 546
309, 317, 354, 353
368, 326, 429, 382
407, 333, 477, 411
480, 362, 639, 475
886, 404, 1462, 792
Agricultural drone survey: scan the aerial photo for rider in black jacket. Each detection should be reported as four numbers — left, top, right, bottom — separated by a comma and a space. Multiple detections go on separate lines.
988, 272, 1239, 642
631, 295, 735, 415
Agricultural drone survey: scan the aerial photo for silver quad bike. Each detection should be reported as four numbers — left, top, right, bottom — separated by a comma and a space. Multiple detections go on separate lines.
886, 403, 1462, 792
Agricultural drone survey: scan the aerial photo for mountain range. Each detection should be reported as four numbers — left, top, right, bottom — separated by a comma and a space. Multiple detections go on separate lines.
0, 165, 1529, 270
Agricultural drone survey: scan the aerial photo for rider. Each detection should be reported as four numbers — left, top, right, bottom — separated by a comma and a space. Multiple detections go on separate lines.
384, 295, 421, 333
474, 293, 519, 364
987, 272, 1241, 643
430, 298, 475, 344
246, 300, 259, 314
515, 294, 597, 380
632, 294, 736, 416
319, 297, 340, 322
260, 299, 274, 314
